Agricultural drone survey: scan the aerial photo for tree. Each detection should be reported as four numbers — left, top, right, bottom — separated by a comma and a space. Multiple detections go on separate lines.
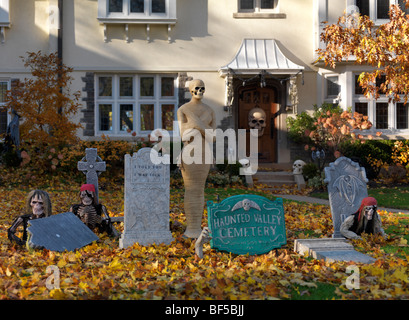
5, 51, 82, 171
317, 0, 409, 103
6, 51, 82, 148
287, 104, 378, 170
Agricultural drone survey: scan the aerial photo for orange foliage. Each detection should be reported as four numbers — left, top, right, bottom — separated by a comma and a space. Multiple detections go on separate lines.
317, 0, 409, 103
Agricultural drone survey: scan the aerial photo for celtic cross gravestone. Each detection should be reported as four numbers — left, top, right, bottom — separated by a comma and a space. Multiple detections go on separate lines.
77, 148, 106, 202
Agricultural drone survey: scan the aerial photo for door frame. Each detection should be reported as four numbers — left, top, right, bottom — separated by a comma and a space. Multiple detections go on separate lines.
232, 76, 287, 163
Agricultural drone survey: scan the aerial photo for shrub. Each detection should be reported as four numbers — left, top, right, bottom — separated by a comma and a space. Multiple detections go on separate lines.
302, 162, 319, 181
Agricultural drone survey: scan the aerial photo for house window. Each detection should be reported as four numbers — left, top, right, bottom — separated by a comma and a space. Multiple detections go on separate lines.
98, 0, 176, 21
376, 102, 389, 129
0, 80, 9, 135
95, 74, 178, 136
326, 76, 340, 98
235, 0, 285, 18
238, 0, 277, 12
353, 73, 409, 131
355, 0, 408, 23
396, 103, 408, 129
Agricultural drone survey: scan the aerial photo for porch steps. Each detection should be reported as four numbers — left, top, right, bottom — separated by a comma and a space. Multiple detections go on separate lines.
253, 171, 297, 187
252, 163, 297, 188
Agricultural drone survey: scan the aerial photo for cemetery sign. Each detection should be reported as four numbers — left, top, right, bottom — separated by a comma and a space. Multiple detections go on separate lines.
207, 195, 286, 255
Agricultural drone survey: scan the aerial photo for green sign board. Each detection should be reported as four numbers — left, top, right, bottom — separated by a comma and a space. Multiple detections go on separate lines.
207, 195, 286, 255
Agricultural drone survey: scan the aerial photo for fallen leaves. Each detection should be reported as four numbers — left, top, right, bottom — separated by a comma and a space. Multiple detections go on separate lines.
0, 185, 409, 300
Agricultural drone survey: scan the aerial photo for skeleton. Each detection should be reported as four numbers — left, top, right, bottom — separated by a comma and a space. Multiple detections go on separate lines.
340, 197, 386, 240
195, 227, 211, 259
292, 160, 306, 175
69, 184, 119, 237
8, 190, 52, 246
248, 107, 267, 137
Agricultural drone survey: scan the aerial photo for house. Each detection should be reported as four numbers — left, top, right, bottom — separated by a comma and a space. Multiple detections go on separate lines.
0, 0, 408, 166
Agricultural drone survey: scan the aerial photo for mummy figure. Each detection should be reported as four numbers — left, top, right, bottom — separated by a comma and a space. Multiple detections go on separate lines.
69, 184, 119, 237
8, 190, 52, 246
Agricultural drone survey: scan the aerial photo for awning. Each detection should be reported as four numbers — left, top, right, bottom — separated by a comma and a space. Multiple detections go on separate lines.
219, 39, 304, 77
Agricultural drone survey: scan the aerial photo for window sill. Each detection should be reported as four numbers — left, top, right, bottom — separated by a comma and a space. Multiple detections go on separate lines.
98, 19, 176, 42
233, 12, 286, 19
98, 18, 177, 24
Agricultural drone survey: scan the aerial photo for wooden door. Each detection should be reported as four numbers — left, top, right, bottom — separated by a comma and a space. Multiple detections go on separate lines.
238, 86, 278, 163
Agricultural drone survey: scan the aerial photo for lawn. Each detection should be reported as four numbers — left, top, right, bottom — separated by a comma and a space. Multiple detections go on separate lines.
309, 186, 409, 210
0, 182, 408, 301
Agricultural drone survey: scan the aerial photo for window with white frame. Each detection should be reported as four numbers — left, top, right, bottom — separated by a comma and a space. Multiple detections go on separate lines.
355, 0, 409, 23
235, 0, 285, 18
353, 73, 409, 131
95, 74, 178, 136
98, 0, 176, 22
0, 80, 10, 135
325, 76, 341, 102
238, 0, 278, 12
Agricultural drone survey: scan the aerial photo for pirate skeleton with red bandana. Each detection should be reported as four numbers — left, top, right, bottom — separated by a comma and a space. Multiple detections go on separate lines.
340, 197, 386, 240
69, 184, 119, 237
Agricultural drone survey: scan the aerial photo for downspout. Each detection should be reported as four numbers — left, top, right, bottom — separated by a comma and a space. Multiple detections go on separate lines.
58, 0, 63, 63
57, 0, 63, 114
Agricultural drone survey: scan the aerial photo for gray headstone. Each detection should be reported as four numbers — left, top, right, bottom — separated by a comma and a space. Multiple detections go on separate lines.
324, 157, 368, 238
27, 212, 99, 252
77, 148, 106, 202
294, 238, 376, 264
119, 148, 173, 248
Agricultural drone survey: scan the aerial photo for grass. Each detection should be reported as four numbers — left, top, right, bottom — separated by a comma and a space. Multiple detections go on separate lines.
309, 186, 409, 210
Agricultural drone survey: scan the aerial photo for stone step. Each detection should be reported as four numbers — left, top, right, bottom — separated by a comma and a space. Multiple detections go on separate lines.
253, 171, 296, 187
254, 172, 295, 181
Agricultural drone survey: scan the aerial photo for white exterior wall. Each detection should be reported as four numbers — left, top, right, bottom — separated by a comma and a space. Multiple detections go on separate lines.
11, 1, 407, 161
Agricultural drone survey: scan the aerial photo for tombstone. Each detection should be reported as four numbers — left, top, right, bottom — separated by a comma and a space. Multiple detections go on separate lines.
27, 212, 99, 252
324, 156, 368, 238
77, 148, 106, 202
207, 195, 286, 255
293, 156, 376, 264
294, 238, 376, 264
119, 148, 173, 248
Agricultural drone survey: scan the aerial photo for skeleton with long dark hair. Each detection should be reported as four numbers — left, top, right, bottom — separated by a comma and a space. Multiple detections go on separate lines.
8, 190, 52, 245
69, 184, 119, 237
340, 197, 386, 240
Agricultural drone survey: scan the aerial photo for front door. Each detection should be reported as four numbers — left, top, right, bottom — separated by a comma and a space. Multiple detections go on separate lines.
238, 86, 278, 163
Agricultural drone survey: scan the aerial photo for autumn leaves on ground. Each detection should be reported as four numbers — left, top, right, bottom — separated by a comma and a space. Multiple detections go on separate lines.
1, 180, 409, 301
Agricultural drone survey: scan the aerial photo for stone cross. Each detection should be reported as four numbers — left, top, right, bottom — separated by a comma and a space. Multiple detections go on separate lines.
77, 148, 106, 202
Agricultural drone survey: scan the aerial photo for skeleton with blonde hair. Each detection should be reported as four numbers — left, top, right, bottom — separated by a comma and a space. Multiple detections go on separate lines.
8, 190, 52, 245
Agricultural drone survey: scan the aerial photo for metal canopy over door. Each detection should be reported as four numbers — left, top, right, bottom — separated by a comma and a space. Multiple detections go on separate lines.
238, 85, 278, 163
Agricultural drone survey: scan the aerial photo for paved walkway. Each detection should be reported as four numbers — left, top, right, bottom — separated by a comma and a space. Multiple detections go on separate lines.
274, 194, 409, 214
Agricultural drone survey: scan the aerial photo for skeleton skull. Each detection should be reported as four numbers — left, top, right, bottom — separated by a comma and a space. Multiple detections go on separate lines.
189, 79, 205, 100
30, 194, 44, 217
243, 199, 251, 211
292, 160, 306, 175
248, 107, 267, 137
364, 205, 377, 221
80, 191, 94, 206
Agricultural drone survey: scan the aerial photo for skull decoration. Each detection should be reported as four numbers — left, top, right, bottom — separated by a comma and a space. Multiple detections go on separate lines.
189, 79, 205, 100
248, 107, 267, 137
292, 160, 306, 175
30, 194, 45, 217
26, 190, 52, 218
364, 205, 377, 221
